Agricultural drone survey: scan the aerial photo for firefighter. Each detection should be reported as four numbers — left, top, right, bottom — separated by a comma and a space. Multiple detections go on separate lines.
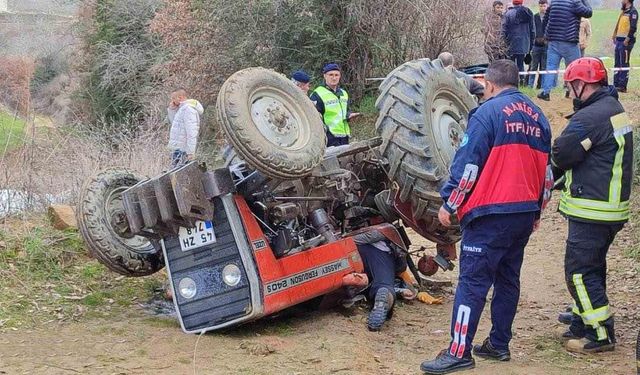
552, 57, 633, 354
420, 60, 552, 374
309, 63, 361, 147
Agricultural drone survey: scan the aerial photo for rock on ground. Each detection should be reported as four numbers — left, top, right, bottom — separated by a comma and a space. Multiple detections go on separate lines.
48, 204, 77, 230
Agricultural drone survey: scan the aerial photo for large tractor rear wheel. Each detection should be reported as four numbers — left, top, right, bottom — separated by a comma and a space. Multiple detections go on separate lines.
375, 58, 477, 244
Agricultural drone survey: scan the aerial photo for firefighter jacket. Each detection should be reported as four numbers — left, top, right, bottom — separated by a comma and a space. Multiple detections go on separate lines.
552, 87, 633, 224
440, 88, 553, 227
310, 84, 351, 137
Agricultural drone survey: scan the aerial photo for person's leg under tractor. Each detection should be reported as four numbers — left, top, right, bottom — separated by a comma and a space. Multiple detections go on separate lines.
357, 242, 396, 331
564, 219, 623, 353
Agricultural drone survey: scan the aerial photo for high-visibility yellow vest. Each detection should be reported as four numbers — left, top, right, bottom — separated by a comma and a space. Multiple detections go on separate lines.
313, 86, 350, 136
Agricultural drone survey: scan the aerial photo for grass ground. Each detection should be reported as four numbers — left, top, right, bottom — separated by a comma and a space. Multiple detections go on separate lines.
0, 217, 164, 329
0, 109, 26, 152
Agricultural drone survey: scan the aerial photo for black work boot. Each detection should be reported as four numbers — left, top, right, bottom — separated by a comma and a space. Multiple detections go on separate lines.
420, 349, 475, 374
367, 287, 393, 331
473, 337, 511, 361
537, 91, 550, 101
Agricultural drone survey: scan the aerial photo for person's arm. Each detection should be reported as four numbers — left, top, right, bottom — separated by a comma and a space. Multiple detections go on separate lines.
501, 13, 509, 42
167, 107, 177, 124
481, 13, 489, 36
440, 111, 494, 220
543, 7, 550, 37
574, 0, 593, 18
345, 93, 361, 121
183, 108, 200, 157
463, 74, 485, 97
628, 9, 638, 43
529, 12, 536, 51
551, 117, 594, 171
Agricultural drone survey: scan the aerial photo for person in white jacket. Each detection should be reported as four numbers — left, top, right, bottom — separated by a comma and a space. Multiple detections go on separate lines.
167, 89, 204, 167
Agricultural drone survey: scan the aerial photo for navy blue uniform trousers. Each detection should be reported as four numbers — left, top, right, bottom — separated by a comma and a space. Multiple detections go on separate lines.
448, 212, 536, 358
614, 38, 634, 90
357, 243, 406, 301
326, 131, 349, 147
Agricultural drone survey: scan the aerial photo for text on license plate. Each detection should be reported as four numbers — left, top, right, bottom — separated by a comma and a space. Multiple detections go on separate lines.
178, 221, 216, 251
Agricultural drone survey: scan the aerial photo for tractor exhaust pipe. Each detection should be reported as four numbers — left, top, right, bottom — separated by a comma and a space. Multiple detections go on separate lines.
309, 208, 338, 243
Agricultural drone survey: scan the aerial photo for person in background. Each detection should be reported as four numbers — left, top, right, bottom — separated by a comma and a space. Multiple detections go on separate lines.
612, 0, 638, 93
167, 89, 204, 168
291, 70, 311, 95
438, 52, 485, 99
528, 0, 549, 88
310, 63, 361, 147
483, 1, 508, 62
537, 0, 592, 101
579, 17, 592, 56
502, 0, 535, 83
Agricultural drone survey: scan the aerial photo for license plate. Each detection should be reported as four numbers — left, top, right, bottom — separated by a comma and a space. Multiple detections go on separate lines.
178, 221, 216, 251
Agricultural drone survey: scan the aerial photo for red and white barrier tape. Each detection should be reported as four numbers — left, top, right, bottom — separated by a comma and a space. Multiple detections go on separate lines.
471, 66, 640, 78
365, 66, 640, 81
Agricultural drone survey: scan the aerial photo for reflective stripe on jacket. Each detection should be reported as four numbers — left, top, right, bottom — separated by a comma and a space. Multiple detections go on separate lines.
552, 88, 633, 224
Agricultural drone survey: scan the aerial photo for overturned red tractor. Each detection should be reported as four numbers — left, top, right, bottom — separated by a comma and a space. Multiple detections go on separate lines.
76, 59, 477, 333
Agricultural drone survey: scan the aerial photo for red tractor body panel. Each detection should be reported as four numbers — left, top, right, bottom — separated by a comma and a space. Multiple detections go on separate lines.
235, 196, 364, 315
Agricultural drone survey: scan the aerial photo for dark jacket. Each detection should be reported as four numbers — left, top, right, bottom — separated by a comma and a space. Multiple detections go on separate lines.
533, 13, 547, 49
552, 87, 633, 224
440, 88, 552, 227
502, 5, 535, 55
544, 0, 592, 43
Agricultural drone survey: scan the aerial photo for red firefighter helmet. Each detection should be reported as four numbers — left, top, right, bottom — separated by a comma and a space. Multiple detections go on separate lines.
564, 57, 608, 85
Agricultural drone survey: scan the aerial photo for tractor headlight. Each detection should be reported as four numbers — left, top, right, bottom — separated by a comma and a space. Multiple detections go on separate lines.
178, 277, 197, 299
222, 264, 242, 286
